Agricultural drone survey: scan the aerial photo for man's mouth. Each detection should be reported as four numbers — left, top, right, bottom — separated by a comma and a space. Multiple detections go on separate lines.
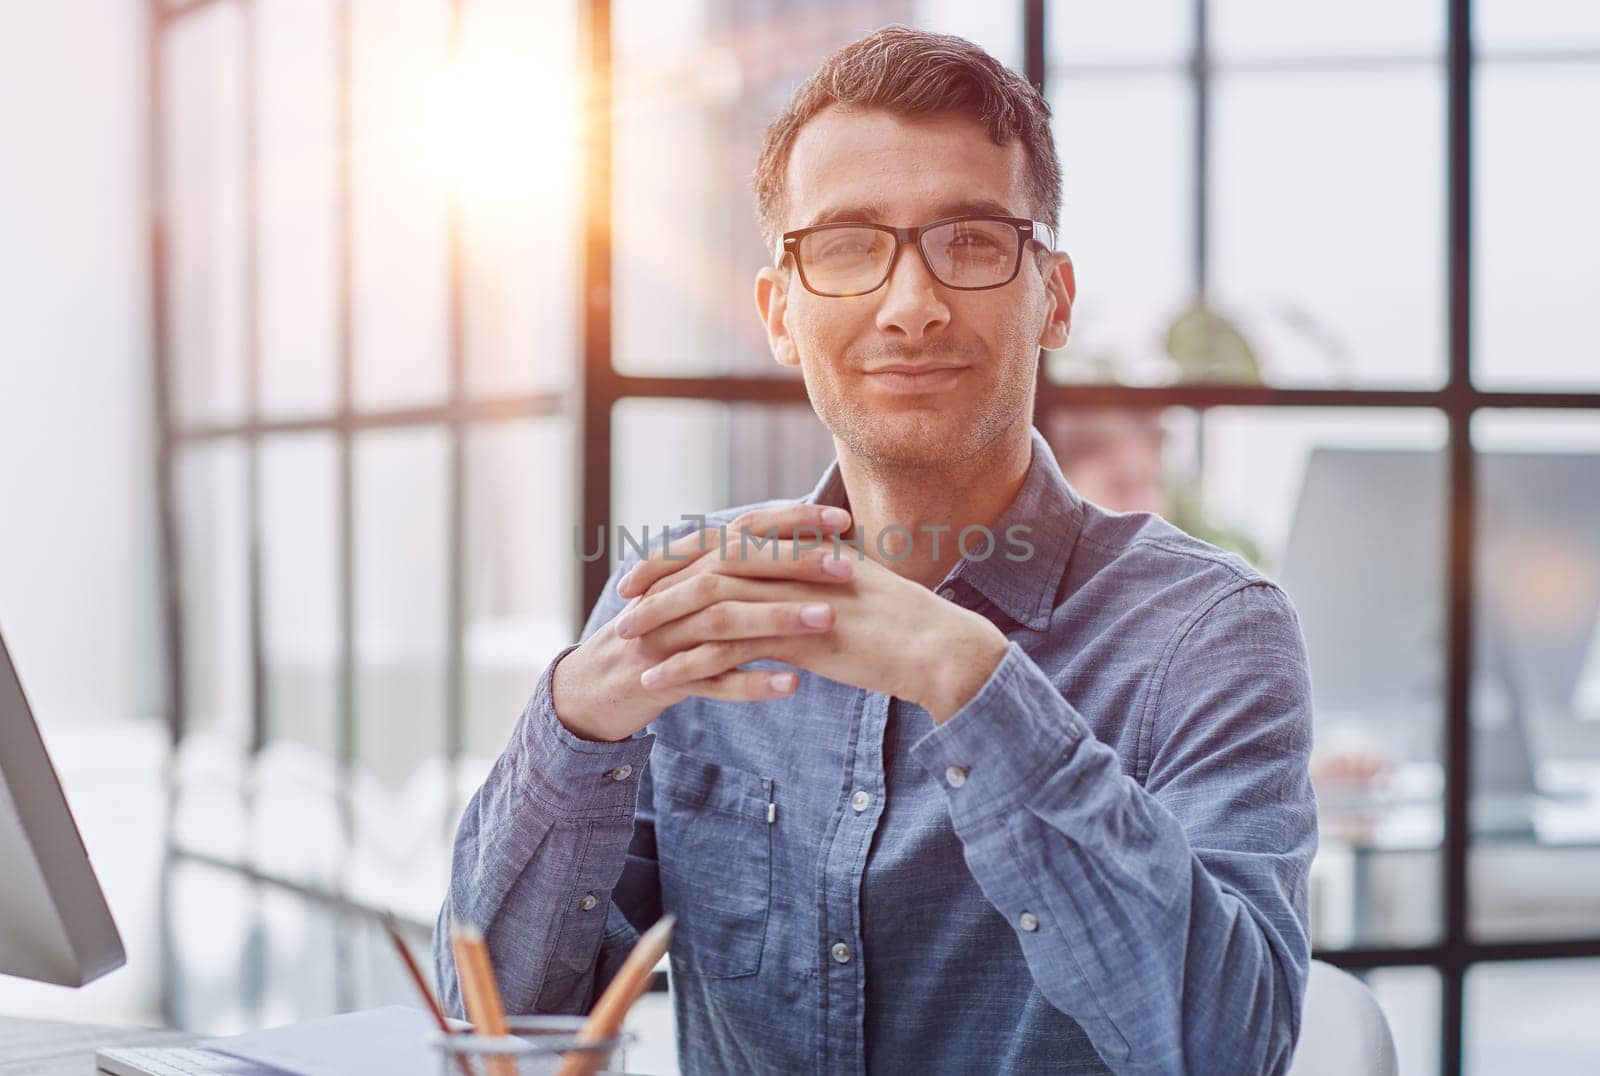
863, 365, 968, 393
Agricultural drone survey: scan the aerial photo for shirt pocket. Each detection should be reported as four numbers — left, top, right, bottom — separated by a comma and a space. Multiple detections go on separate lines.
650, 741, 773, 979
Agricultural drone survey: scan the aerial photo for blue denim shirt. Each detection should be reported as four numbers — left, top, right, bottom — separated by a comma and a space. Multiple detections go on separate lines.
435, 425, 1317, 1074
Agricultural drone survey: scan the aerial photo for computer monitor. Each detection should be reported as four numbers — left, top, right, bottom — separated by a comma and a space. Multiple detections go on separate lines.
1279, 448, 1600, 810
0, 624, 125, 986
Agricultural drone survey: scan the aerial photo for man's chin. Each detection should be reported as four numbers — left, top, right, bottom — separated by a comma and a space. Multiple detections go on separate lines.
836, 412, 981, 468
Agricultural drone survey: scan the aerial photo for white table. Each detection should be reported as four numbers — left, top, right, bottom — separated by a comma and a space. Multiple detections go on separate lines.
0, 1013, 190, 1075
0, 1008, 673, 1075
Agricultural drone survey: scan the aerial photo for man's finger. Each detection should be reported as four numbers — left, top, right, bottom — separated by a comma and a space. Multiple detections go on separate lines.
677, 667, 799, 703
616, 503, 851, 599
640, 637, 780, 690
616, 559, 847, 638
633, 599, 834, 654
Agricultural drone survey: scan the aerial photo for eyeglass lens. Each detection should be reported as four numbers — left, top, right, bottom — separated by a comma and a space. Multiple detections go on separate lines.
796, 219, 1019, 295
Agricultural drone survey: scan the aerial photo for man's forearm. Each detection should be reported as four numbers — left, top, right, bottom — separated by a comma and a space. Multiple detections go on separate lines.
910, 587, 1317, 1073
434, 644, 654, 1017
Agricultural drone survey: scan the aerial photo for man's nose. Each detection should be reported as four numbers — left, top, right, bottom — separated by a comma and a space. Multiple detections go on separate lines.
873, 241, 950, 341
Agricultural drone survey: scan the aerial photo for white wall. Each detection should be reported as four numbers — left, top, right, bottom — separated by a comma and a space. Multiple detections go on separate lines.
0, 0, 165, 1024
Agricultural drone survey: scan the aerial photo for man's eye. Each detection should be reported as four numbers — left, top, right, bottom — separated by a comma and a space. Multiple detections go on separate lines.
951, 232, 1001, 249
818, 237, 875, 258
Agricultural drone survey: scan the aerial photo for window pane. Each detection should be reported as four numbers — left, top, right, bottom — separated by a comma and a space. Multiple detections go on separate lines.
348, 427, 451, 920
175, 441, 252, 747
913, 0, 1023, 70
1211, 0, 1440, 59
168, 858, 257, 1034
611, 1, 781, 378
1467, 959, 1600, 1074
1469, 412, 1600, 942
353, 427, 448, 787
1046, 76, 1193, 385
1211, 71, 1445, 388
612, 399, 836, 572
1044, 406, 1449, 948
257, 433, 343, 887
260, 434, 340, 758
253, 744, 343, 888
1048, 0, 1191, 66
458, 0, 580, 396
346, 911, 433, 1011
350, 0, 450, 409
257, 0, 339, 417
459, 420, 576, 799
1477, 0, 1600, 53
613, 398, 735, 566
171, 455, 251, 866
1474, 64, 1600, 391
164, 4, 247, 427
258, 889, 338, 1026
1367, 966, 1440, 1076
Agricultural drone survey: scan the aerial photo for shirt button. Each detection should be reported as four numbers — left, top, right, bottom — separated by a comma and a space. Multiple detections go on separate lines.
937, 586, 957, 601
1019, 911, 1039, 932
830, 942, 852, 964
945, 765, 968, 789
579, 893, 598, 912
850, 790, 871, 813
607, 763, 633, 781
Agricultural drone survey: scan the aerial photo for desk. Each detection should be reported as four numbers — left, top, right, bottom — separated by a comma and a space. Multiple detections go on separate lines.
0, 1014, 190, 1076
0, 1011, 667, 1075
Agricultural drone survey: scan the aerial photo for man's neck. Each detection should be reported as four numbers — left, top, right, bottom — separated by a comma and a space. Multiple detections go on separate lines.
833, 422, 1034, 591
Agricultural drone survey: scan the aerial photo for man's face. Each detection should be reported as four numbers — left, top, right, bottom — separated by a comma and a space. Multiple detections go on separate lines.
755, 105, 1074, 469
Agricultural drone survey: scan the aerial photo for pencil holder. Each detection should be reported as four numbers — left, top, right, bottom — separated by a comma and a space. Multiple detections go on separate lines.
433, 1014, 631, 1075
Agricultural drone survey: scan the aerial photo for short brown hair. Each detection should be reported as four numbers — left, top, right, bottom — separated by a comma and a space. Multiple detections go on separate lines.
752, 24, 1062, 256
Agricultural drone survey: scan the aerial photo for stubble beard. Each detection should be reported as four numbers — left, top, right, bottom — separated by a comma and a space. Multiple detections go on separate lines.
812, 356, 1036, 470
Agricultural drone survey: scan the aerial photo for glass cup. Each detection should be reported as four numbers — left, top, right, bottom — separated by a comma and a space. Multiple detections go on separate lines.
433, 1014, 632, 1076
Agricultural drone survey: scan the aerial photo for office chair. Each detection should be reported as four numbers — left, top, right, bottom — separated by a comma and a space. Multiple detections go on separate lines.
1287, 960, 1399, 1076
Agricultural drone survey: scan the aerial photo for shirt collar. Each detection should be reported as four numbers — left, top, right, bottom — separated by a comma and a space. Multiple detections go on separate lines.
800, 425, 1083, 631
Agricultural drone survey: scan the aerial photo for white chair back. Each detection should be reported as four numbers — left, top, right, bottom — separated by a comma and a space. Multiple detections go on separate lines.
1287, 960, 1399, 1076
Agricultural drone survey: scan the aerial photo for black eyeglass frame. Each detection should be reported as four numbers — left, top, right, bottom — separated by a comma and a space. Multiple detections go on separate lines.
776, 213, 1058, 298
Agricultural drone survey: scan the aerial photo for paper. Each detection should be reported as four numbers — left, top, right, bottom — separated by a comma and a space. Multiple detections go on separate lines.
199, 1005, 460, 1076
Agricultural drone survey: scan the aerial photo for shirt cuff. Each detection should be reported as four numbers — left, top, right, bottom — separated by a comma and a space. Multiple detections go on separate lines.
513, 642, 656, 818
908, 641, 1088, 827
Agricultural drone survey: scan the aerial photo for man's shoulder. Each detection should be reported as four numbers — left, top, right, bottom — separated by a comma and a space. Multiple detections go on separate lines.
1071, 501, 1280, 604
1065, 504, 1309, 695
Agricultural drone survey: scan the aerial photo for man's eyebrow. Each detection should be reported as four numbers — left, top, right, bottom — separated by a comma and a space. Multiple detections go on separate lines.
802, 197, 1017, 229
804, 202, 890, 228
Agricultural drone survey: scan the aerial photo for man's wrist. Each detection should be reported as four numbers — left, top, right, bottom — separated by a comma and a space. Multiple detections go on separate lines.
551, 643, 631, 743
922, 615, 1010, 724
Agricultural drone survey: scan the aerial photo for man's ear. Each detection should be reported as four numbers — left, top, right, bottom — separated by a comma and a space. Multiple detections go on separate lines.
755, 263, 801, 369
1037, 251, 1075, 352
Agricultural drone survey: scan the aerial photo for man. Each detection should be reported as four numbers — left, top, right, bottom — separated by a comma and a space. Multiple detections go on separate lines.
1048, 408, 1171, 516
436, 24, 1316, 1075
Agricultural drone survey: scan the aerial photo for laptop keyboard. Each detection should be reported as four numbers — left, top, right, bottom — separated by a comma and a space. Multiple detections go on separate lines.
96, 1045, 279, 1076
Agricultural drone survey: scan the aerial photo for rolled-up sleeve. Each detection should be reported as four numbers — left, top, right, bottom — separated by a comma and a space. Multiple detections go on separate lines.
909, 581, 1317, 1075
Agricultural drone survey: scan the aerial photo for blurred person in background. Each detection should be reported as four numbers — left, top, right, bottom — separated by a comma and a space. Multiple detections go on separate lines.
1046, 407, 1170, 515
1046, 407, 1262, 565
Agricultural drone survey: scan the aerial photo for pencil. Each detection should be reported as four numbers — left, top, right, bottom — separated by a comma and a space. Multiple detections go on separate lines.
450, 918, 516, 1076
383, 912, 473, 1076
554, 915, 675, 1076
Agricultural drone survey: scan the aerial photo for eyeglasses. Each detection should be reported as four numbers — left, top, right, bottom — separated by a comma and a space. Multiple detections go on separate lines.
777, 213, 1056, 298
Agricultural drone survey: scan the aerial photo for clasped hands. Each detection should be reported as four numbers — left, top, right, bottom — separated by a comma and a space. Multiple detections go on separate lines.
550, 504, 1010, 743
